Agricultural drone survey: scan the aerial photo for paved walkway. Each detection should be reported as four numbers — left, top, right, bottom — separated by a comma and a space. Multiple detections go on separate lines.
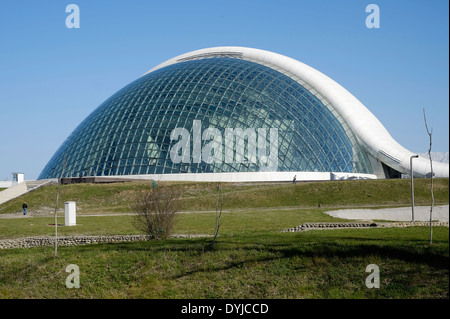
325, 205, 449, 222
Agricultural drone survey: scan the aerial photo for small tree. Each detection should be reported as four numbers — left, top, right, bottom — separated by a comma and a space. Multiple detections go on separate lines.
54, 155, 66, 258
132, 186, 181, 240
209, 182, 224, 249
423, 108, 434, 244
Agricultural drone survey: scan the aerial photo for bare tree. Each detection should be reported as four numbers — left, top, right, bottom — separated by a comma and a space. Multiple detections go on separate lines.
423, 108, 434, 245
209, 182, 224, 249
54, 155, 66, 257
132, 186, 181, 240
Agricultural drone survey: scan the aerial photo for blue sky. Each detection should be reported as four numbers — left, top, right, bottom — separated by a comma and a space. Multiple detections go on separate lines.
0, 0, 448, 180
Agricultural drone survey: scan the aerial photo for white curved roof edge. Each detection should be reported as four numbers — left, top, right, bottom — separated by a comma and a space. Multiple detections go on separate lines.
143, 46, 449, 178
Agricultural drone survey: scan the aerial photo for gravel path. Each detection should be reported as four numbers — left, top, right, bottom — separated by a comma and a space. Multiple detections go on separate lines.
325, 205, 449, 222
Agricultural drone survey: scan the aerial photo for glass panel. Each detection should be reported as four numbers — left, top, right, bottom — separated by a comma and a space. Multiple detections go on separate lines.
39, 57, 373, 179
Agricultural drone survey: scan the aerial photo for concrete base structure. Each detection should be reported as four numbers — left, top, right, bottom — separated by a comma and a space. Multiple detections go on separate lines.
82, 171, 377, 183
0, 180, 54, 205
0, 182, 28, 205
0, 181, 14, 188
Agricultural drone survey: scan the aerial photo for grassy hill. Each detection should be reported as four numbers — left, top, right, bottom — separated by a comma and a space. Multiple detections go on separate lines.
0, 178, 448, 299
1, 178, 448, 215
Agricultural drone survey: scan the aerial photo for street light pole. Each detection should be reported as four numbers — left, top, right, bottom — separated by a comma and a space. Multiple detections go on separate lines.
410, 155, 419, 222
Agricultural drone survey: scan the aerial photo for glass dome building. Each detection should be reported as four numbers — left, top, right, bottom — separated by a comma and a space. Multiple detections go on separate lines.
38, 47, 449, 182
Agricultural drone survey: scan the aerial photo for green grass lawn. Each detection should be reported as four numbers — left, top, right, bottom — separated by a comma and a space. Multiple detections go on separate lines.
0, 208, 345, 239
0, 227, 448, 299
0, 178, 448, 299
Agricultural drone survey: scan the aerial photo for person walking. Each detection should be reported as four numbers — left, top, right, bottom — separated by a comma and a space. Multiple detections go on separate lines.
293, 175, 297, 184
22, 202, 28, 215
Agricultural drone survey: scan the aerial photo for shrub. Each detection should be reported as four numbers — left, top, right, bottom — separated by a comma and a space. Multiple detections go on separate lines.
132, 186, 181, 239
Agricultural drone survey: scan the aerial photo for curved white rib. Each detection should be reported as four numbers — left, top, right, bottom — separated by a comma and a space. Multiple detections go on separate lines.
144, 46, 449, 178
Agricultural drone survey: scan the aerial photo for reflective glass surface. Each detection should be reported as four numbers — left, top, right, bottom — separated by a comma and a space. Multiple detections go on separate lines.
38, 57, 372, 179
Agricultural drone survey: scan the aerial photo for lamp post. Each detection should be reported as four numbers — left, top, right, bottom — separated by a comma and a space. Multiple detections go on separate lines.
410, 155, 419, 222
